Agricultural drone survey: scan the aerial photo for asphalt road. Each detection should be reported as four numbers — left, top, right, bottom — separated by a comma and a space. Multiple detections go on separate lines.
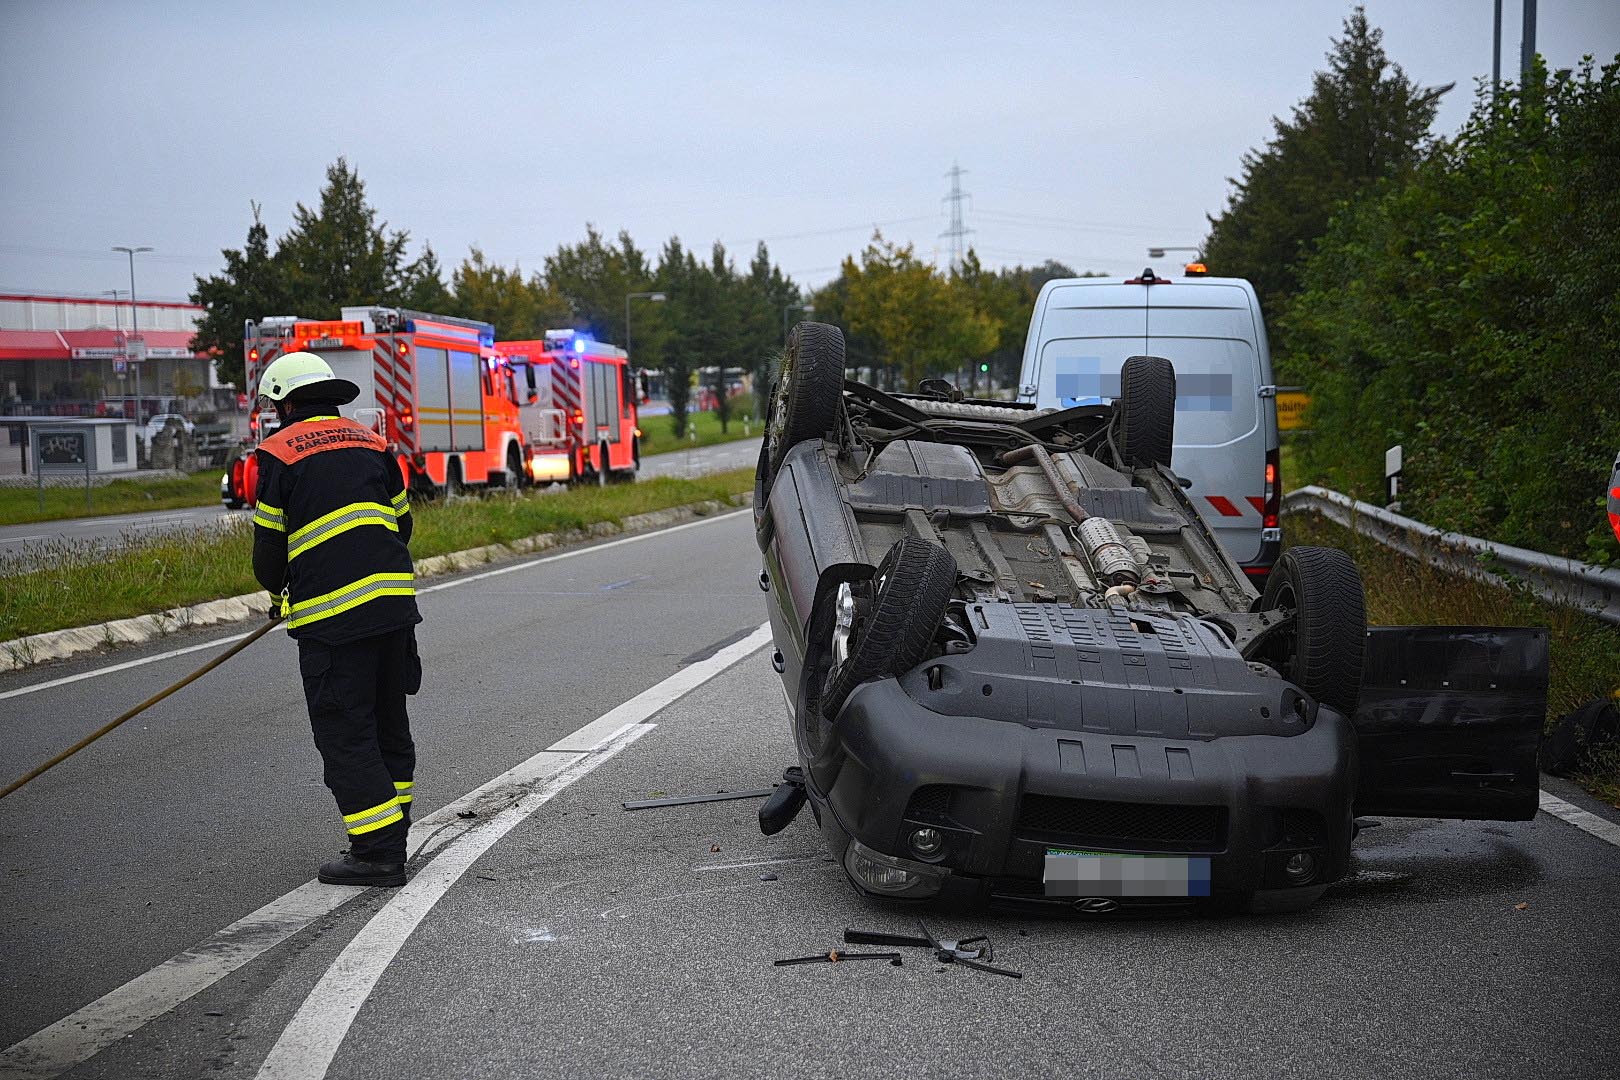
2, 505, 1618, 1079
0, 438, 763, 558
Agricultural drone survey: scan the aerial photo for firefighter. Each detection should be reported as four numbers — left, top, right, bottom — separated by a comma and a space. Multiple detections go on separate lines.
251, 351, 422, 887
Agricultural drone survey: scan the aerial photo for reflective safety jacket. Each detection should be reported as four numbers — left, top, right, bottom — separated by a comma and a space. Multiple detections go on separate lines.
251, 415, 420, 644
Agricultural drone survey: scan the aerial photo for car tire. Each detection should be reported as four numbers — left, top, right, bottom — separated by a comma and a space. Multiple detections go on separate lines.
822, 536, 957, 718
1259, 546, 1366, 716
1117, 354, 1176, 468
766, 321, 845, 482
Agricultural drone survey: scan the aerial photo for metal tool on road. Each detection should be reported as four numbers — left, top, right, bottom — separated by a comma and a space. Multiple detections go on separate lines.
0, 615, 284, 800
844, 922, 1024, 979
621, 788, 776, 811
775, 951, 904, 967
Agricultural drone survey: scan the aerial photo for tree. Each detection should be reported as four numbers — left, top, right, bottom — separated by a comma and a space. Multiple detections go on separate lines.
544, 226, 657, 345
277, 158, 416, 316
450, 247, 570, 338
398, 244, 454, 313
1202, 7, 1449, 323
190, 202, 289, 389
840, 234, 997, 391
654, 237, 697, 436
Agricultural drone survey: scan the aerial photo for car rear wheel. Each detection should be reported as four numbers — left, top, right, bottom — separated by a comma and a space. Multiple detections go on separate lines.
1116, 354, 1176, 468
766, 322, 845, 483
821, 536, 957, 718
1258, 546, 1366, 715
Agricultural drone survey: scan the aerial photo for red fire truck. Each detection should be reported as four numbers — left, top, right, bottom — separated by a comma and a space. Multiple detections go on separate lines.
224, 306, 528, 507
499, 330, 640, 485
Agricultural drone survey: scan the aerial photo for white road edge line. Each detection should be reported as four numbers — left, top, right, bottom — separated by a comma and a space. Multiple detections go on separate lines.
255, 725, 655, 1080
1539, 790, 1620, 849
0, 623, 772, 1080
0, 507, 750, 704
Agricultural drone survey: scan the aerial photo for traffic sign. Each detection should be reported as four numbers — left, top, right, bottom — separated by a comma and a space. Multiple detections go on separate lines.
1276, 390, 1311, 432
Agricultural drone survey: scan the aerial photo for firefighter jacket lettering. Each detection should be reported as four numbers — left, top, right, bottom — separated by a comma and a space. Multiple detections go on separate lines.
252, 416, 421, 644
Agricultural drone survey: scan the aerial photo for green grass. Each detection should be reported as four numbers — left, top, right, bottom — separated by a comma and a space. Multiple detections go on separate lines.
0, 468, 755, 643
0, 472, 223, 526
1288, 512, 1620, 805
638, 408, 762, 454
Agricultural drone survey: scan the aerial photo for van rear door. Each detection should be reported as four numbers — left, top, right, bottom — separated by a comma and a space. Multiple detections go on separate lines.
1023, 284, 1147, 408
1146, 284, 1265, 563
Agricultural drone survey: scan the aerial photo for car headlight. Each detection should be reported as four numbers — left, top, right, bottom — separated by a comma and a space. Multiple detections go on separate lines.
843, 840, 948, 899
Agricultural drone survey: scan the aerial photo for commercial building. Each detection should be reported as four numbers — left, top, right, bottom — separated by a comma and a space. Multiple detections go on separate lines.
0, 292, 233, 420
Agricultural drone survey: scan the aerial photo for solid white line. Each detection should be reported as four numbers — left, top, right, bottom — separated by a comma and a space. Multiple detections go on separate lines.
0, 620, 770, 1080
415, 507, 749, 594
1539, 790, 1620, 849
255, 725, 654, 1080
0, 507, 750, 704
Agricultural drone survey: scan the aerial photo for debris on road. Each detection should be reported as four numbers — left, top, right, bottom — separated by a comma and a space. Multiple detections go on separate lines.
843, 922, 1024, 979
775, 951, 904, 967
621, 788, 775, 811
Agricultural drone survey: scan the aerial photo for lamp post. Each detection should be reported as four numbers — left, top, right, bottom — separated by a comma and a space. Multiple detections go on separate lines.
102, 289, 128, 416
782, 302, 814, 345
624, 290, 667, 367
112, 246, 152, 425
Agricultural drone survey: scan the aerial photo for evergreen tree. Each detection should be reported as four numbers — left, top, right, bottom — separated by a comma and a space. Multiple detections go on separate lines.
190, 202, 288, 390
1202, 7, 1449, 322
277, 158, 415, 315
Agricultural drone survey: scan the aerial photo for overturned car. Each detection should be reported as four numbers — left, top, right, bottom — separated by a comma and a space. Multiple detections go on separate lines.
753, 322, 1547, 915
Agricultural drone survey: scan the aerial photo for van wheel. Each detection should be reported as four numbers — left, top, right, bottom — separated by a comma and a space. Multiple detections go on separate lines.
1258, 546, 1366, 716
822, 537, 957, 718
1117, 354, 1176, 468
766, 322, 845, 485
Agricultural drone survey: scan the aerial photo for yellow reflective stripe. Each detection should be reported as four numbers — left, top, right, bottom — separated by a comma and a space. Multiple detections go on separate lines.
343, 796, 401, 828
349, 809, 405, 835
391, 490, 410, 516
394, 780, 414, 803
286, 501, 399, 560
286, 572, 415, 629
253, 502, 287, 532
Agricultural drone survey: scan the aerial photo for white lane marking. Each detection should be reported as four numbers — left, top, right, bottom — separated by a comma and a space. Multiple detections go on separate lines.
1540, 790, 1620, 849
255, 724, 654, 1080
691, 855, 826, 873
0, 621, 770, 1079
415, 507, 749, 595
548, 625, 772, 751
0, 507, 751, 704
0, 535, 51, 545
0, 633, 254, 703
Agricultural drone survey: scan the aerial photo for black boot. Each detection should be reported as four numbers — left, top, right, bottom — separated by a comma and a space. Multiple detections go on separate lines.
318, 852, 406, 887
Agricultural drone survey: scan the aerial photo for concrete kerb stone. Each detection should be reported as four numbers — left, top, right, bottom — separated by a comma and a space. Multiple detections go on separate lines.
0, 493, 751, 674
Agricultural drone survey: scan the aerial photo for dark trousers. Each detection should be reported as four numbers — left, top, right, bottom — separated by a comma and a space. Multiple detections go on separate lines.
298, 627, 419, 863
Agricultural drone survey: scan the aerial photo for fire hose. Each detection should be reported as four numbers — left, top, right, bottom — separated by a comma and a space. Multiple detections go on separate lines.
0, 615, 284, 801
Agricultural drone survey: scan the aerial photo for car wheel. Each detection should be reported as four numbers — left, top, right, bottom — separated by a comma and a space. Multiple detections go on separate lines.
766, 322, 845, 482
1258, 546, 1366, 715
1117, 354, 1176, 468
822, 536, 957, 718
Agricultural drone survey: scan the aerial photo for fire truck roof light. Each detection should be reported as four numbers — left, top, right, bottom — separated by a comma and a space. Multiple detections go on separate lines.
572, 338, 586, 353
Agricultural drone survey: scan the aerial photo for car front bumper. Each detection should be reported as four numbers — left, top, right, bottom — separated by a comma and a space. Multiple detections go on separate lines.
807, 678, 1356, 911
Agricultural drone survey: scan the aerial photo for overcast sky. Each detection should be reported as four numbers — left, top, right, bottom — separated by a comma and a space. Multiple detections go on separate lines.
2, 0, 1616, 304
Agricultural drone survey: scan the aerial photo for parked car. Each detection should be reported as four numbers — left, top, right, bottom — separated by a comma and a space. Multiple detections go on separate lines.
1018, 270, 1281, 583
753, 322, 1547, 915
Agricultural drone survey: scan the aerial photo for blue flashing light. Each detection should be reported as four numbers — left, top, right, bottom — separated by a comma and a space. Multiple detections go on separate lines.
572, 338, 586, 354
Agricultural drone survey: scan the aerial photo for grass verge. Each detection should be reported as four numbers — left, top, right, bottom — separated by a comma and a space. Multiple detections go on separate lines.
1289, 512, 1620, 805
0, 472, 223, 526
1, 468, 754, 642
638, 408, 761, 454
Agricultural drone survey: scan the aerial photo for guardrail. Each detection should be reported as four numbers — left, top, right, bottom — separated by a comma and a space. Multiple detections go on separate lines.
1283, 485, 1620, 627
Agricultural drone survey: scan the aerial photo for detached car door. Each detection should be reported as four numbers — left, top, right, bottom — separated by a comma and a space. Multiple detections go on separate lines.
1352, 626, 1547, 821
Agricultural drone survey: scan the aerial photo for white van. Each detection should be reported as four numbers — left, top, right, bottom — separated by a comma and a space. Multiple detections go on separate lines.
1017, 269, 1282, 580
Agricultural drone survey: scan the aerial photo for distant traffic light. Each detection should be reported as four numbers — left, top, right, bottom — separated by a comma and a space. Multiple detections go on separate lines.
979, 363, 989, 372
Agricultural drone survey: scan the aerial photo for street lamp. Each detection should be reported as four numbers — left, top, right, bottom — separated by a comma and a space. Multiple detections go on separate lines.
102, 289, 128, 416
113, 245, 152, 424
782, 302, 814, 345
624, 290, 667, 365
1147, 246, 1200, 260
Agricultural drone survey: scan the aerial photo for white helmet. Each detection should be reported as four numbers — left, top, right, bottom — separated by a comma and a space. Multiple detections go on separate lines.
257, 351, 360, 405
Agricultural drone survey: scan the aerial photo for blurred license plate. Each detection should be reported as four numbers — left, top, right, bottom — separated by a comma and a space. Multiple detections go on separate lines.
1044, 849, 1211, 898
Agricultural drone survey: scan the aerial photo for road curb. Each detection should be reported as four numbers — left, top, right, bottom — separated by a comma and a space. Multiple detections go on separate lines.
0, 493, 752, 674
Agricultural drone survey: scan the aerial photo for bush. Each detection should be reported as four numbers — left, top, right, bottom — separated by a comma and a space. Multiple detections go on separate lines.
1283, 59, 1620, 562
